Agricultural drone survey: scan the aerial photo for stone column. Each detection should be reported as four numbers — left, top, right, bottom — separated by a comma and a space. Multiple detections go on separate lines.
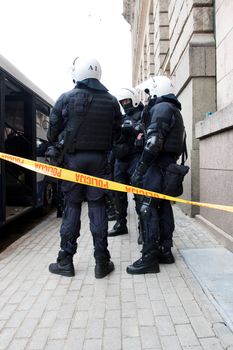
167, 1, 216, 217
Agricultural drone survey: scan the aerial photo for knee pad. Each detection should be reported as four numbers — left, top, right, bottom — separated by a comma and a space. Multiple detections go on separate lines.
140, 197, 152, 220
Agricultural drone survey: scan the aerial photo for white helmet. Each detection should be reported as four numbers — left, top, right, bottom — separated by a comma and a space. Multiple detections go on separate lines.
71, 56, 102, 83
136, 76, 174, 97
117, 87, 140, 107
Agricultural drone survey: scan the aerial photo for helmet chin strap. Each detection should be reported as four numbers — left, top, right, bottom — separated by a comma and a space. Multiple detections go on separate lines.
122, 102, 134, 114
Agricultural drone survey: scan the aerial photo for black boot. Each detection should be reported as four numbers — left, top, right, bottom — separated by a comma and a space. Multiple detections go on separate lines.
95, 258, 115, 278
158, 247, 175, 264
49, 250, 75, 277
108, 221, 128, 237
126, 244, 160, 275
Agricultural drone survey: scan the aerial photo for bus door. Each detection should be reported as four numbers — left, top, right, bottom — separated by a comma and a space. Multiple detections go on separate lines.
35, 100, 54, 210
3, 77, 34, 222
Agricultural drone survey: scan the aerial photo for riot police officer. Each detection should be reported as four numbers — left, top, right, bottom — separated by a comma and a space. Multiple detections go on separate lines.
47, 55, 122, 278
127, 76, 185, 274
108, 87, 144, 237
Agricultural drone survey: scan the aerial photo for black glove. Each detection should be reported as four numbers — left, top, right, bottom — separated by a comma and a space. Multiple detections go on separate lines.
131, 162, 148, 187
45, 143, 63, 166
134, 132, 144, 149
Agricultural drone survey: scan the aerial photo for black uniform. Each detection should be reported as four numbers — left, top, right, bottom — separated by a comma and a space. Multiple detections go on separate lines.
108, 103, 144, 237
105, 150, 117, 221
127, 93, 185, 274
47, 78, 122, 278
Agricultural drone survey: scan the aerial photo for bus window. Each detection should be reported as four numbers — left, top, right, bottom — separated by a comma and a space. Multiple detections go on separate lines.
36, 105, 53, 208
4, 79, 33, 209
36, 109, 49, 142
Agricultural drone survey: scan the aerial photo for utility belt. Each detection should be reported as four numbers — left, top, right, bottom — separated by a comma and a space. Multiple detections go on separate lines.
67, 148, 108, 154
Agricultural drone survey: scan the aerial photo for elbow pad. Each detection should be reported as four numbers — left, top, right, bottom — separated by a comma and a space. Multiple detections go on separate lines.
145, 134, 164, 156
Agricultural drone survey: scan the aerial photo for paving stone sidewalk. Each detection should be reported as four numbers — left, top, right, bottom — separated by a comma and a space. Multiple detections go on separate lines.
0, 198, 233, 350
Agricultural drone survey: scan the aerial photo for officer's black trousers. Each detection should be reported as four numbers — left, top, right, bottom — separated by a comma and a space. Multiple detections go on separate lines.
60, 151, 110, 258
142, 155, 175, 248
114, 153, 141, 223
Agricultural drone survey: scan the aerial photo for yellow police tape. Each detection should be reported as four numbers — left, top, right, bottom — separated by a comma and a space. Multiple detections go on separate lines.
0, 152, 233, 213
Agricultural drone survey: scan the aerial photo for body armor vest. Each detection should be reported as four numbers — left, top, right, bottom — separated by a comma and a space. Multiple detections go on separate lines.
64, 88, 115, 152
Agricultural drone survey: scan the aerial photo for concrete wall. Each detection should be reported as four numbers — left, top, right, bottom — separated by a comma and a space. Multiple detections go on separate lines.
195, 0, 233, 239
196, 104, 233, 238
174, 29, 216, 215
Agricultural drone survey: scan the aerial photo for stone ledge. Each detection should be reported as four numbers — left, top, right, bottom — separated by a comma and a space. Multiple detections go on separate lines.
195, 103, 233, 139
190, 32, 215, 47
195, 214, 233, 253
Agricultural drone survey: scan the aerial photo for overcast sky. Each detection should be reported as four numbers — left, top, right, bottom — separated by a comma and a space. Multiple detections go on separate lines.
0, 0, 132, 101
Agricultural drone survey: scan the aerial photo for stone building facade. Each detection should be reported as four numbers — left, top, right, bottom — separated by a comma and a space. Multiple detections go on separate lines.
123, 0, 233, 244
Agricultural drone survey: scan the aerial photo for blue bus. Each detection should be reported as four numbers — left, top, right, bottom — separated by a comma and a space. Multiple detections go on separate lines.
0, 55, 56, 227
